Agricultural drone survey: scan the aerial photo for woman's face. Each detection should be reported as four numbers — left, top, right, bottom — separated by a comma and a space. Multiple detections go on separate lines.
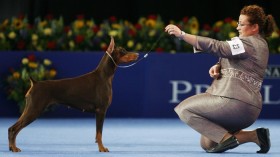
237, 14, 258, 37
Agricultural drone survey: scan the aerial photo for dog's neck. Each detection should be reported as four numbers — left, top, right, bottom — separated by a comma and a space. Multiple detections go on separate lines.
95, 53, 117, 77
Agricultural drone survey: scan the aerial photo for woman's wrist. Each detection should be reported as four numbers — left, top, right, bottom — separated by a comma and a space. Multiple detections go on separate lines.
179, 31, 186, 40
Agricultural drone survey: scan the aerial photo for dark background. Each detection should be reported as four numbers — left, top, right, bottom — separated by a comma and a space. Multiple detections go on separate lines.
0, 0, 279, 25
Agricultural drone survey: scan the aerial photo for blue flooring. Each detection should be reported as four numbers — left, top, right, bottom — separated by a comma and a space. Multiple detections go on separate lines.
1, 118, 279, 157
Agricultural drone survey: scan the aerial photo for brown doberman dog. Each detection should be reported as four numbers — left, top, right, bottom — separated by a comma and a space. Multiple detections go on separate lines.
8, 37, 139, 152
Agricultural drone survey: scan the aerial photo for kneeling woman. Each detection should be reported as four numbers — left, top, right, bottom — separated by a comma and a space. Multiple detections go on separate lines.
165, 5, 273, 153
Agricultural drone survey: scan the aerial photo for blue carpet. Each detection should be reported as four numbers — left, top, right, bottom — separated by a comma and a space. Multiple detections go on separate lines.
1, 118, 279, 157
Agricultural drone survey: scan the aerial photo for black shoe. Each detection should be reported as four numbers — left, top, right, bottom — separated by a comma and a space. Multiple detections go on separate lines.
256, 128, 270, 153
206, 136, 239, 153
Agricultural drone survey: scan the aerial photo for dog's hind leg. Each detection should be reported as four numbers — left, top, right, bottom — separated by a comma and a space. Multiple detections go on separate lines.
8, 94, 48, 152
95, 109, 109, 152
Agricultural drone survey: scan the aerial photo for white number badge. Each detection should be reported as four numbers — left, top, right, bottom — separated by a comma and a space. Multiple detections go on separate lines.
226, 37, 245, 55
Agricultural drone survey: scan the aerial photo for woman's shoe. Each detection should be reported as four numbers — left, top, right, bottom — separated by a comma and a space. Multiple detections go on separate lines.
206, 136, 239, 153
256, 128, 271, 153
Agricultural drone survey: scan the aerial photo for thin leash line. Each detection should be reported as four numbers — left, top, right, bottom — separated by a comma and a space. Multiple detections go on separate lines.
106, 32, 165, 68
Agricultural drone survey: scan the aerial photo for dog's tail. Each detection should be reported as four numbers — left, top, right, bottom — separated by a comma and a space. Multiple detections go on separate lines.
29, 76, 37, 85
25, 77, 37, 97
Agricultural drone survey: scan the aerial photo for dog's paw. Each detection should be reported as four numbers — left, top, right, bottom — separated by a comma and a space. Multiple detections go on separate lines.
9, 146, 21, 152
99, 147, 109, 152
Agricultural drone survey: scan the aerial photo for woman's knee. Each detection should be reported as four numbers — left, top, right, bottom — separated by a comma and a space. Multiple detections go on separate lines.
174, 105, 181, 116
174, 99, 192, 116
174, 105, 194, 124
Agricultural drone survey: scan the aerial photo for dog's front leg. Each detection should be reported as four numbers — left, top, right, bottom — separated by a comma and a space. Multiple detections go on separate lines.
95, 110, 109, 152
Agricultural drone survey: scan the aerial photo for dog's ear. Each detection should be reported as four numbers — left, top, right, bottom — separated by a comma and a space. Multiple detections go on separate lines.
107, 36, 115, 54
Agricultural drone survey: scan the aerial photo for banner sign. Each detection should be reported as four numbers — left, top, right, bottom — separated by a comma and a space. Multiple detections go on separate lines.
1, 52, 279, 118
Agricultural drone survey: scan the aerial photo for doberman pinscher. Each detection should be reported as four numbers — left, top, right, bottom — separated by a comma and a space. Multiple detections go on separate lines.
8, 37, 139, 152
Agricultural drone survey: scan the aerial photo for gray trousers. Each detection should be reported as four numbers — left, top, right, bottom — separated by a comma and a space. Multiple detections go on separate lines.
174, 93, 261, 143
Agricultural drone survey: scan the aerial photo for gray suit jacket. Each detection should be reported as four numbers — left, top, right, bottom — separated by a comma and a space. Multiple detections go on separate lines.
194, 34, 269, 108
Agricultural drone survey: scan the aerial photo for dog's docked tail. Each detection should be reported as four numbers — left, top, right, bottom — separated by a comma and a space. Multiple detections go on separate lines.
29, 77, 37, 85
25, 77, 37, 97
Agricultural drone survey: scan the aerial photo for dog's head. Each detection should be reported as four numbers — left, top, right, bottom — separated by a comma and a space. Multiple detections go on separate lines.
106, 37, 139, 64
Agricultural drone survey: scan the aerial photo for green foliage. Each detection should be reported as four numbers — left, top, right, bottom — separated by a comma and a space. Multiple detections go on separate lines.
4, 54, 57, 112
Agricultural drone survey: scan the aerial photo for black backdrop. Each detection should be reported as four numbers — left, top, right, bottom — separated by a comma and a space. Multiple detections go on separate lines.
0, 0, 279, 25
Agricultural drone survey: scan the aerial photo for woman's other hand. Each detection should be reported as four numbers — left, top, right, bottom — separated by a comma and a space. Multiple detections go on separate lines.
209, 64, 221, 79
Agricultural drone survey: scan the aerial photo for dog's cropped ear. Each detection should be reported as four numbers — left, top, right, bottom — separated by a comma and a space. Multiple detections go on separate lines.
107, 36, 115, 54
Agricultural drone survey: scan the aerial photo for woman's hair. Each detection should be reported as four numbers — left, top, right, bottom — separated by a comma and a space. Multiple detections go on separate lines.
240, 5, 274, 37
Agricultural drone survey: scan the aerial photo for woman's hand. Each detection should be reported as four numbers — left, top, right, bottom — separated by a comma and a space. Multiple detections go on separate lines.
165, 24, 182, 38
209, 64, 221, 79
165, 24, 196, 46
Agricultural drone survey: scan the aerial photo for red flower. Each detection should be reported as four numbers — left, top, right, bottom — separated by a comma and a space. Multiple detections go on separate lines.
92, 26, 100, 33
203, 24, 212, 31
28, 54, 36, 62
109, 16, 117, 23
75, 35, 85, 44
17, 14, 25, 20
134, 24, 142, 30
224, 17, 232, 23
17, 40, 26, 50
47, 41, 56, 49
213, 27, 220, 33
28, 24, 34, 30
182, 17, 189, 23
128, 29, 136, 37
155, 47, 164, 52
64, 26, 70, 33
45, 14, 54, 20
148, 14, 157, 20
101, 44, 108, 51
76, 14, 84, 20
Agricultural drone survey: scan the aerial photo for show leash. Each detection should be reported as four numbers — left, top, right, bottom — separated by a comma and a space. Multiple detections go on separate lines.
106, 32, 165, 68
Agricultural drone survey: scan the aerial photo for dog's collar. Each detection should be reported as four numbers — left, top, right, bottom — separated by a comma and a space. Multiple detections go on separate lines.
105, 51, 142, 68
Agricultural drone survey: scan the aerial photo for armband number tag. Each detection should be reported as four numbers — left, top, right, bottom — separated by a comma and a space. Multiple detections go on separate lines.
226, 37, 245, 55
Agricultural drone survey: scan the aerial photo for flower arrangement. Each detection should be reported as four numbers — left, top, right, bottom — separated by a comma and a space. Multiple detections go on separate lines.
4, 54, 57, 112
267, 20, 280, 53
268, 30, 280, 53
0, 14, 279, 53
210, 17, 238, 40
